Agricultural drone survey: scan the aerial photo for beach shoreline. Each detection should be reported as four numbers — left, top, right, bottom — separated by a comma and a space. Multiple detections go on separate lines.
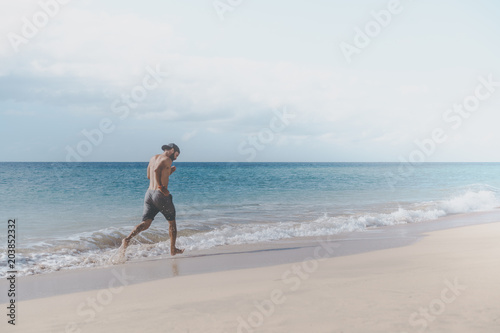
2, 210, 500, 332
0, 209, 499, 300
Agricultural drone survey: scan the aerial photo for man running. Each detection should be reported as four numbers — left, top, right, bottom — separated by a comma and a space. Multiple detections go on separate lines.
121, 143, 184, 255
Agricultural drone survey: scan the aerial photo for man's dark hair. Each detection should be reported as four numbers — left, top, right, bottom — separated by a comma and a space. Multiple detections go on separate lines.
162, 143, 180, 154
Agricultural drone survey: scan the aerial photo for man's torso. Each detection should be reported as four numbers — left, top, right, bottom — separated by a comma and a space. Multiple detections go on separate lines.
147, 154, 172, 190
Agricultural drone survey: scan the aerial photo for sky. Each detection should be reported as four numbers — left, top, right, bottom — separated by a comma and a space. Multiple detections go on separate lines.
1, 0, 500, 162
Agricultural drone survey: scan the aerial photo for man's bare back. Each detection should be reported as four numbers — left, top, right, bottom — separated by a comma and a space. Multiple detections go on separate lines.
147, 154, 173, 192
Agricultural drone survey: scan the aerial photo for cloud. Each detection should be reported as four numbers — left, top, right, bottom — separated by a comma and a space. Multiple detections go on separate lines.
3, 1, 499, 162
0, 4, 461, 142
181, 129, 198, 142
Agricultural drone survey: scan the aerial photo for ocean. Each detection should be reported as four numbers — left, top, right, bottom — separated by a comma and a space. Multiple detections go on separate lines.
1, 162, 500, 277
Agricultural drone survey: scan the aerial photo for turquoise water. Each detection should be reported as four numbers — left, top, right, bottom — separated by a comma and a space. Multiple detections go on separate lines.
1, 162, 500, 276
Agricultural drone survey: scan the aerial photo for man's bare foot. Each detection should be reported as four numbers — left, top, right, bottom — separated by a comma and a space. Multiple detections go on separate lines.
171, 248, 184, 256
121, 238, 130, 251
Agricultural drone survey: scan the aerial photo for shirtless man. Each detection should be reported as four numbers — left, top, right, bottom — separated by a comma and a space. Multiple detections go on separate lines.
121, 143, 184, 255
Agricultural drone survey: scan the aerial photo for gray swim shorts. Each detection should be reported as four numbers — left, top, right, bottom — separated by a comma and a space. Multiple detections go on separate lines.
141, 190, 176, 222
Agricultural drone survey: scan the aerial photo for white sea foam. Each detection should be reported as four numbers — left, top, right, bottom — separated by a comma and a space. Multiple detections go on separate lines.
439, 190, 498, 214
178, 189, 500, 250
1, 189, 498, 278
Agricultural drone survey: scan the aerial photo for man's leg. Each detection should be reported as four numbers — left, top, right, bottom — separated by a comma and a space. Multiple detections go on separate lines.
122, 219, 153, 249
168, 219, 184, 255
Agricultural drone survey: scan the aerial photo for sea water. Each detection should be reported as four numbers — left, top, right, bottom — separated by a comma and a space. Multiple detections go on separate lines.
1, 162, 500, 277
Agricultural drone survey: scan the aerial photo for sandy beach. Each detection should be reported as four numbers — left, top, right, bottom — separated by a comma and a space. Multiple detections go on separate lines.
2, 213, 500, 333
